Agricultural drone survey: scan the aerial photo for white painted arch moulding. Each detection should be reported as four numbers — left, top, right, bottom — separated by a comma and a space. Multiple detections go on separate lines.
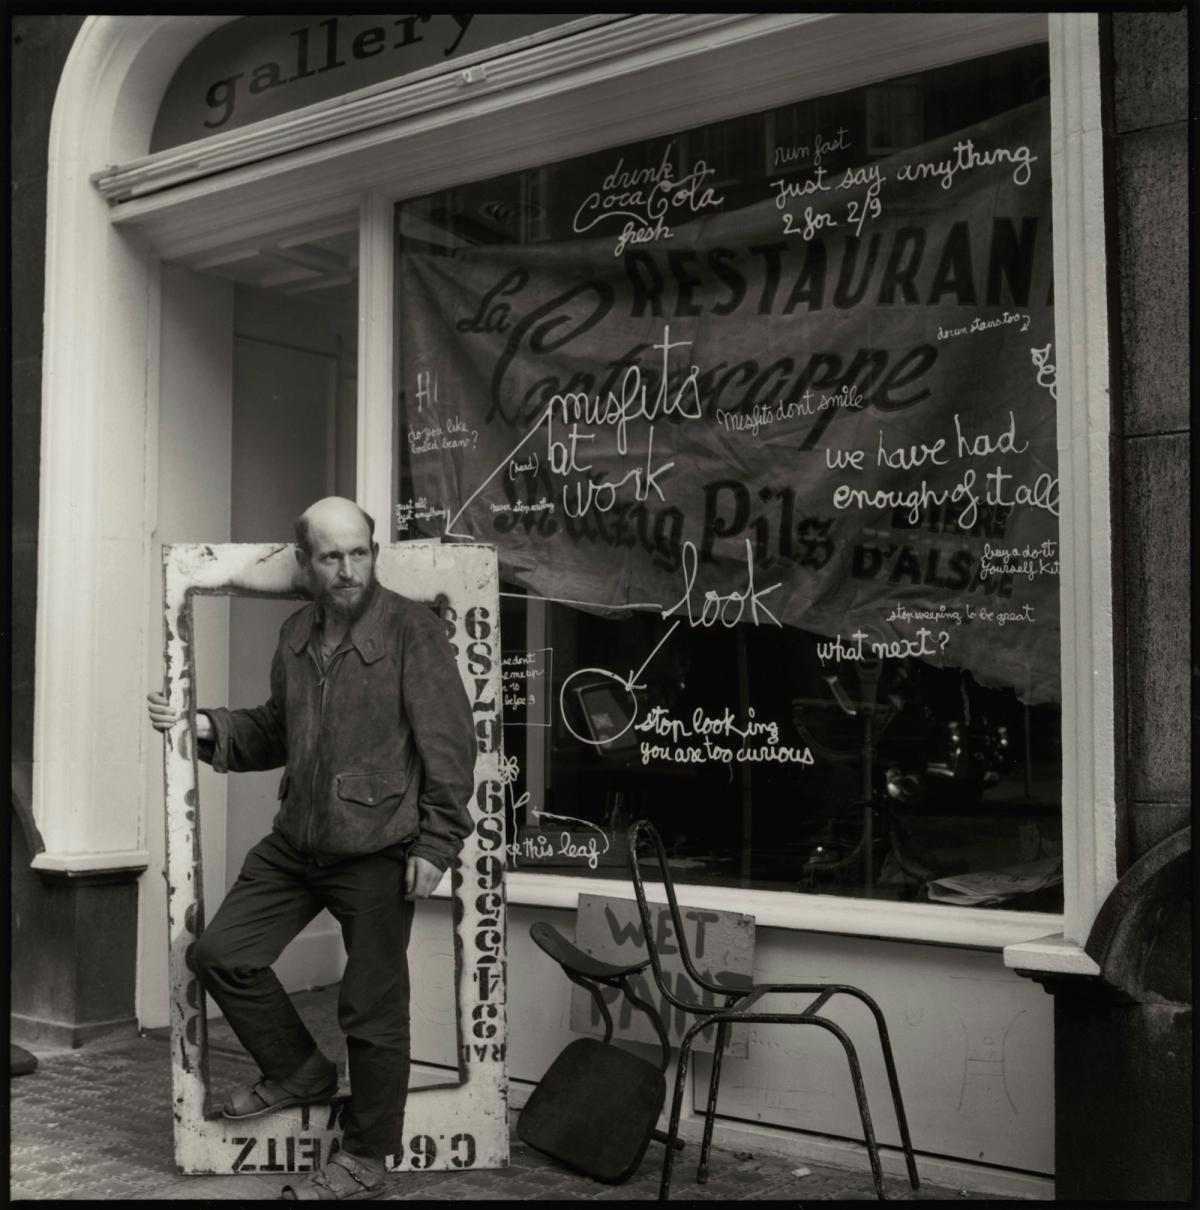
36, 14, 1114, 968
33, 16, 232, 872
1005, 11, 1117, 977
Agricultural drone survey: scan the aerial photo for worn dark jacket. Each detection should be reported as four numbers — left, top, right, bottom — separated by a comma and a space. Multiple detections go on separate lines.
199, 584, 475, 869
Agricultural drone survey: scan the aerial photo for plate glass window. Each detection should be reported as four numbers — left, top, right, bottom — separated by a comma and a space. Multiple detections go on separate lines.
393, 44, 1061, 910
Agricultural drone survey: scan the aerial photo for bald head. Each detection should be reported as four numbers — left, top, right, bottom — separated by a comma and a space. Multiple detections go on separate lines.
294, 497, 379, 621
294, 497, 375, 557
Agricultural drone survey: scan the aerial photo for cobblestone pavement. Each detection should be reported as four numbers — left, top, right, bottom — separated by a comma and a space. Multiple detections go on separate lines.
10, 1031, 1005, 1202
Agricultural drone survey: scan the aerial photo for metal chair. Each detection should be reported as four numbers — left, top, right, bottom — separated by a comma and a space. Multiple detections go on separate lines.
627, 820, 921, 1200
517, 920, 686, 1184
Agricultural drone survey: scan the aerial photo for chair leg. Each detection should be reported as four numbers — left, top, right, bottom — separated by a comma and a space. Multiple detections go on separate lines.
822, 1020, 887, 1200
872, 1011, 920, 1189
697, 1020, 728, 1183
846, 991, 921, 1190
659, 1037, 693, 1201
651, 1129, 686, 1151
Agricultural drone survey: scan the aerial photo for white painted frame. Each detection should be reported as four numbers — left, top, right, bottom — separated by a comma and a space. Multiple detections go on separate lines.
1002, 14, 1114, 977
160, 540, 506, 1174
35, 13, 1113, 979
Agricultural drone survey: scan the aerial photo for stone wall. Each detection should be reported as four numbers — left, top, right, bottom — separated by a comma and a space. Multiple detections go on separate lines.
1108, 10, 1192, 863
9, 16, 136, 1047
1051, 15, 1193, 1201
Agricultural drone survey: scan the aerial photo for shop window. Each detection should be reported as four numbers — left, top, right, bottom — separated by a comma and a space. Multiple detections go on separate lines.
393, 43, 1062, 911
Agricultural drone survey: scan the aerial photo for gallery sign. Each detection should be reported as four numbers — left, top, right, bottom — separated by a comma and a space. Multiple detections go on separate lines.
151, 13, 582, 152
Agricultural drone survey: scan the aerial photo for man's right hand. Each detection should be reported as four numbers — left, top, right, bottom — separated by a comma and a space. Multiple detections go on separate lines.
146, 692, 213, 740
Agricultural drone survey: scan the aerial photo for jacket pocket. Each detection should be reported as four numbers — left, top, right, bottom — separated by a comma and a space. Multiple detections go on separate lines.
335, 769, 411, 809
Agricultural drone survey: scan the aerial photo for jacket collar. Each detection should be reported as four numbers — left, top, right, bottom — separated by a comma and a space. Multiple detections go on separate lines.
289, 580, 388, 664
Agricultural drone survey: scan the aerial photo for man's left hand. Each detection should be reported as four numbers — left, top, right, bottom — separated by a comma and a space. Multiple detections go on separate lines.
405, 855, 443, 899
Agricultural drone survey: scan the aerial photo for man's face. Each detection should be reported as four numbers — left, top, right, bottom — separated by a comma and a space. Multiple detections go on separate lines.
299, 514, 377, 623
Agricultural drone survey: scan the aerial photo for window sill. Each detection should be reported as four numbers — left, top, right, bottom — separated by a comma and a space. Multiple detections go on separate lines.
31, 849, 150, 875
1003, 933, 1100, 976
435, 870, 1065, 951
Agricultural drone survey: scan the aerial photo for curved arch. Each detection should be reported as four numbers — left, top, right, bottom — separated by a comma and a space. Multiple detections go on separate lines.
33, 16, 231, 871
1086, 826, 1191, 1001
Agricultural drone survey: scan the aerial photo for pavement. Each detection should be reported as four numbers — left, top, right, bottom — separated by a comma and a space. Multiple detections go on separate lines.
10, 1009, 1006, 1203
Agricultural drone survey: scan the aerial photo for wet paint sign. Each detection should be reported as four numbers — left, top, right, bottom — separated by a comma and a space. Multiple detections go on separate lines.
160, 541, 506, 1174
569, 893, 755, 1057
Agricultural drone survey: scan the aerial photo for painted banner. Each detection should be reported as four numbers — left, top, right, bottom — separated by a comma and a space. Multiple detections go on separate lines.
397, 98, 1059, 703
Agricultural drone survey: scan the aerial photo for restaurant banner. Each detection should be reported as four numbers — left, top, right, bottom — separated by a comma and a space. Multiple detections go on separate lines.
397, 99, 1060, 702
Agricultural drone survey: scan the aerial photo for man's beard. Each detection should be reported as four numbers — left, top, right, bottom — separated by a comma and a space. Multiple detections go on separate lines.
318, 568, 377, 623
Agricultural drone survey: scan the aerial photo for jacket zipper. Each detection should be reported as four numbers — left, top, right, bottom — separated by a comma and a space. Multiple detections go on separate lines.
304, 645, 350, 854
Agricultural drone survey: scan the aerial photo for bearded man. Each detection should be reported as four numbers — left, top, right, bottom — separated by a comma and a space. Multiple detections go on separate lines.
147, 496, 475, 1201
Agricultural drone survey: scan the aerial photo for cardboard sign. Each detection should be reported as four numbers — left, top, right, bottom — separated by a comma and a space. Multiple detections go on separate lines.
568, 893, 755, 1057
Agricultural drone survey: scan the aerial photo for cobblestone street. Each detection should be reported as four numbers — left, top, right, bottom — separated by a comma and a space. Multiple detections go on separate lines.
9, 1029, 1010, 1202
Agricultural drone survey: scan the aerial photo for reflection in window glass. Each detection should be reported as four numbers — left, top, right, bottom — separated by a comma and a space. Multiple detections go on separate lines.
394, 45, 1062, 910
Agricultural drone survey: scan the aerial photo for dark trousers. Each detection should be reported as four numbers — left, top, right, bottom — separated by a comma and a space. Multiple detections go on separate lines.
193, 830, 415, 1159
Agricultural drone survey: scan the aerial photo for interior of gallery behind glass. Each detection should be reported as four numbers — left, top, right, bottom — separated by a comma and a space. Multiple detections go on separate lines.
180, 233, 361, 904
36, 11, 1140, 1188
